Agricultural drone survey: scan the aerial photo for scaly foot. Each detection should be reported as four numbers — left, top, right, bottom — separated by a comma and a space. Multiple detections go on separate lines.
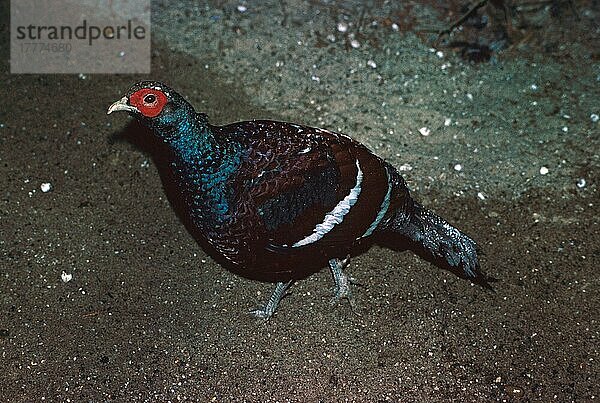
250, 280, 294, 319
328, 257, 356, 307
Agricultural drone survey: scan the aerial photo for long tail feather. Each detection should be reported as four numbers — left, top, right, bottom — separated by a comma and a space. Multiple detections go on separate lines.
392, 202, 482, 280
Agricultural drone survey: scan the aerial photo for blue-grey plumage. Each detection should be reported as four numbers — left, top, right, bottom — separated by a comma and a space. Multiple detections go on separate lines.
108, 80, 488, 318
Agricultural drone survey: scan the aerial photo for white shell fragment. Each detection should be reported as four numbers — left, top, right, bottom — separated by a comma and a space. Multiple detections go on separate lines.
367, 60, 377, 69
591, 114, 599, 123
576, 178, 586, 188
40, 182, 52, 193
418, 127, 431, 136
454, 164, 463, 172
539, 166, 549, 175
61, 271, 73, 283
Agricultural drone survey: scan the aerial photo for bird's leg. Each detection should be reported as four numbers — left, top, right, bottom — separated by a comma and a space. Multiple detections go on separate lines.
329, 256, 355, 305
251, 280, 294, 319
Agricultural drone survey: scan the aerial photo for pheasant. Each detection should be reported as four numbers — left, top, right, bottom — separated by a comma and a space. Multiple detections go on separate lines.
108, 81, 486, 318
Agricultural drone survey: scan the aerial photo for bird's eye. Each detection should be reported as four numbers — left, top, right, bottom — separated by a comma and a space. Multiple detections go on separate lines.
143, 94, 156, 104
129, 88, 167, 118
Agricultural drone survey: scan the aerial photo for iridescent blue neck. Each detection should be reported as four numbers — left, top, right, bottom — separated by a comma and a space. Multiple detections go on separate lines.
164, 115, 241, 228
168, 116, 218, 165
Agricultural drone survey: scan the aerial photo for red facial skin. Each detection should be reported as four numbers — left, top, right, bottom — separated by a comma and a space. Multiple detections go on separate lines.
129, 88, 168, 118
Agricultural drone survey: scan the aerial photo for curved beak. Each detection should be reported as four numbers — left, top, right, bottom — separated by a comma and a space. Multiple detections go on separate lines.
107, 96, 138, 115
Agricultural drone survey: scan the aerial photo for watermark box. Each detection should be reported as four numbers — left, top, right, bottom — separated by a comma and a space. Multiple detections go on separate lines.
11, 0, 150, 74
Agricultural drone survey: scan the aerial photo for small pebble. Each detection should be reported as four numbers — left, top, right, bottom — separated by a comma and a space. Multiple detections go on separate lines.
504, 386, 524, 398
454, 164, 462, 172
337, 22, 348, 33
562, 126, 568, 133
466, 93, 473, 101
236, 5, 247, 12
367, 60, 377, 69
61, 271, 73, 283
539, 166, 549, 175
78, 73, 87, 80
40, 182, 52, 193
391, 23, 399, 31
530, 84, 538, 90
435, 50, 444, 58
444, 118, 452, 126
350, 39, 360, 48
477, 192, 486, 200
418, 127, 430, 136
576, 178, 586, 188
591, 113, 599, 123
118, 51, 125, 57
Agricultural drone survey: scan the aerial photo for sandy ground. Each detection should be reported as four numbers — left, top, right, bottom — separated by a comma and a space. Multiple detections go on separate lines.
1, 0, 599, 401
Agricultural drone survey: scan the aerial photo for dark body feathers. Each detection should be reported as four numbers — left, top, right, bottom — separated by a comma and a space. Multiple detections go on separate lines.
186, 120, 410, 281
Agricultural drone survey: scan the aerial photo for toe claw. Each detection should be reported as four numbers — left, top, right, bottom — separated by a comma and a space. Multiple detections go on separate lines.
330, 286, 352, 305
249, 307, 272, 320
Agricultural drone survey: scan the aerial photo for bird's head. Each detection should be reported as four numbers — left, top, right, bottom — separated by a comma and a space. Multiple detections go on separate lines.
107, 81, 196, 135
